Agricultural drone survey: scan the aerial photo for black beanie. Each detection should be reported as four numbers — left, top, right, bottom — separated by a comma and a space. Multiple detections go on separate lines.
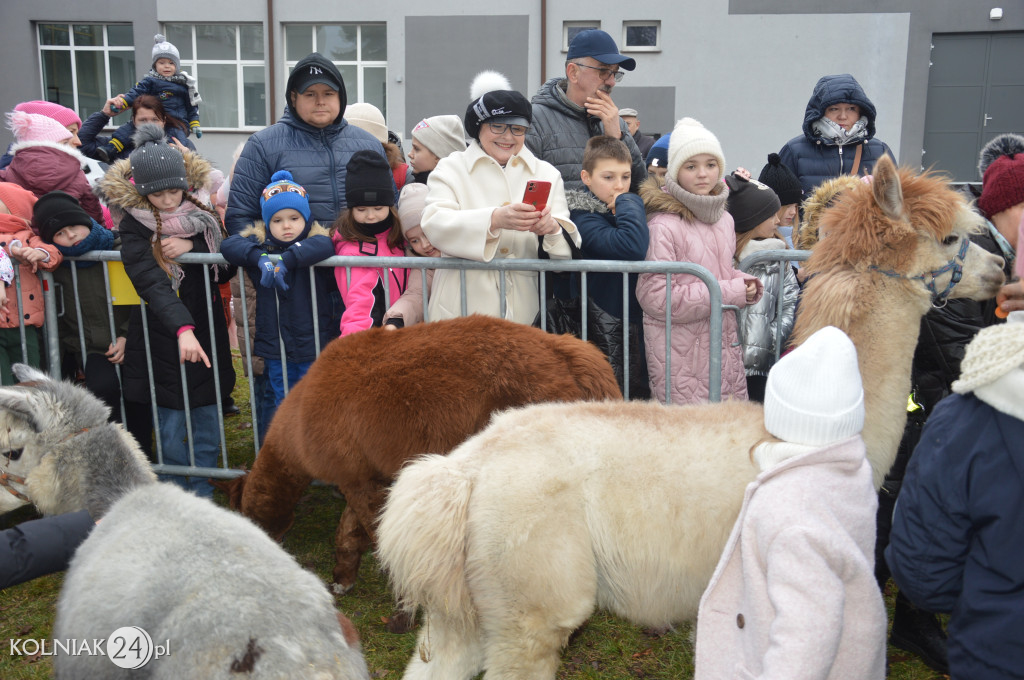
345, 151, 396, 208
464, 89, 533, 140
757, 153, 802, 206
32, 191, 92, 244
725, 174, 781, 234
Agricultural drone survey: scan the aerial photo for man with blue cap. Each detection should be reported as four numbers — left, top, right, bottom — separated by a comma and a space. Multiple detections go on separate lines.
526, 29, 648, 193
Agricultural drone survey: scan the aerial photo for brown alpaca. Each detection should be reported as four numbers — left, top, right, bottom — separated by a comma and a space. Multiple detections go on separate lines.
791, 156, 1005, 488
220, 315, 622, 595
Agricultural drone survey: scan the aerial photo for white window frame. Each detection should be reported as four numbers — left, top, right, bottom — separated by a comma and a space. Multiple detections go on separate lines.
621, 21, 661, 52
165, 23, 266, 131
562, 21, 601, 52
36, 23, 135, 118
284, 23, 388, 118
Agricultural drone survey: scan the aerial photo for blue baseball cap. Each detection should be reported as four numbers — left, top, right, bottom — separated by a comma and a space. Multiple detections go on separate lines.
567, 30, 636, 71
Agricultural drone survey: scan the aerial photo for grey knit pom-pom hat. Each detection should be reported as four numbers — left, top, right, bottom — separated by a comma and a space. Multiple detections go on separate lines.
129, 123, 188, 196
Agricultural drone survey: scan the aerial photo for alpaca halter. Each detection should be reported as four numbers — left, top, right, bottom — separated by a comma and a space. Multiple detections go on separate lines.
868, 237, 969, 308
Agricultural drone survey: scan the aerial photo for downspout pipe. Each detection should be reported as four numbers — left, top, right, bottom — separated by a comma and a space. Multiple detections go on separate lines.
267, 0, 277, 124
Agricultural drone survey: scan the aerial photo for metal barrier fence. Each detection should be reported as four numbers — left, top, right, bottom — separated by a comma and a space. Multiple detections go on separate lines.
20, 248, 807, 479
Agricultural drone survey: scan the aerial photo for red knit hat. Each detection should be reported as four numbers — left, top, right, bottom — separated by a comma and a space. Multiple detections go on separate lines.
978, 152, 1024, 219
0, 182, 39, 222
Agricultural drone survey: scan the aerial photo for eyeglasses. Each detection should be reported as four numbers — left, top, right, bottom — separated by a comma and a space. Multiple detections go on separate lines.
487, 122, 528, 137
574, 63, 624, 82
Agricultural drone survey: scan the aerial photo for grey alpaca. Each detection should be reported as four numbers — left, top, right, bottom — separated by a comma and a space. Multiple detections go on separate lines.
0, 364, 369, 679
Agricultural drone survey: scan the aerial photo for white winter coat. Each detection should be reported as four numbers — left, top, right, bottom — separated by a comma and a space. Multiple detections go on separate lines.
421, 140, 579, 325
695, 436, 886, 680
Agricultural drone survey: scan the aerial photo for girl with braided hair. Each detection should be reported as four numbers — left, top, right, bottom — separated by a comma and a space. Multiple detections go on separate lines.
96, 124, 234, 497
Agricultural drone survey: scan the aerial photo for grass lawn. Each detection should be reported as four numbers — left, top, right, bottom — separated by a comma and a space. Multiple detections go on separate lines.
1, 353, 949, 678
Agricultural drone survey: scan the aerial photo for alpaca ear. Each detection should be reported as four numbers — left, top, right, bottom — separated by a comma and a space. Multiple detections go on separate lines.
871, 156, 903, 220
0, 385, 49, 433
12, 363, 51, 385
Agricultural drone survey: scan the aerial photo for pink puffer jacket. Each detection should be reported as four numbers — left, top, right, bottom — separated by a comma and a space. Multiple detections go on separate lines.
636, 178, 762, 404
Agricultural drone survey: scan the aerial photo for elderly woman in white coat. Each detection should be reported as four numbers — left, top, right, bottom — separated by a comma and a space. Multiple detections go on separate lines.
422, 72, 579, 325
695, 326, 886, 680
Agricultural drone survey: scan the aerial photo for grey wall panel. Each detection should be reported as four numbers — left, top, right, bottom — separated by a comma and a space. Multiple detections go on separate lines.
404, 15, 529, 139
606, 86, 676, 139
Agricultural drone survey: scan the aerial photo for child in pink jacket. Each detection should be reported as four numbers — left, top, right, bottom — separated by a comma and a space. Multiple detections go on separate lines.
636, 118, 761, 404
332, 150, 407, 335
695, 326, 886, 680
0, 182, 62, 383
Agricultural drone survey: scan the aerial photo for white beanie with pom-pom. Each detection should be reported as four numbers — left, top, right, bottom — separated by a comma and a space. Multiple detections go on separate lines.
667, 117, 726, 185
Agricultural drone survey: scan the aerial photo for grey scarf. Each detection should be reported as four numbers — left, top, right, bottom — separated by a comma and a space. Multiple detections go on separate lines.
664, 176, 730, 225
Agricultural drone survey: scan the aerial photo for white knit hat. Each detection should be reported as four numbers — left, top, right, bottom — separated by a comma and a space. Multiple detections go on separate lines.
953, 312, 1024, 395
764, 326, 864, 446
411, 115, 467, 160
667, 117, 726, 184
345, 103, 388, 143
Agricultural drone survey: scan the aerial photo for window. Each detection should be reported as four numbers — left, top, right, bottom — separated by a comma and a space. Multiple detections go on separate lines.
562, 22, 601, 52
284, 24, 387, 119
622, 21, 660, 52
163, 24, 266, 129
37, 23, 135, 118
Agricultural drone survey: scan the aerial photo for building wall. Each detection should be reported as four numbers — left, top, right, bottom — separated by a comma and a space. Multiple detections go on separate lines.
2, 1, 1020, 178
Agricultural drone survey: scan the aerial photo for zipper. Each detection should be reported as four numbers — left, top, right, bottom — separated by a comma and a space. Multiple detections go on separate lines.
838, 144, 844, 175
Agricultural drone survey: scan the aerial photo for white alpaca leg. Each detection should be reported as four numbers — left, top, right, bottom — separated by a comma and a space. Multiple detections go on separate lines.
401, 613, 483, 680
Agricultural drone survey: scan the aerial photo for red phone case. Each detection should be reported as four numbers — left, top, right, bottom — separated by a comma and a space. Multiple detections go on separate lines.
522, 180, 551, 212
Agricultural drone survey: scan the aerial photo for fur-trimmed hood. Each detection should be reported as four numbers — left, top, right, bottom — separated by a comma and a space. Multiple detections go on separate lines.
639, 175, 702, 222
565, 188, 610, 215
739, 236, 788, 259
239, 219, 331, 245
9, 139, 89, 169
796, 175, 863, 251
96, 149, 213, 212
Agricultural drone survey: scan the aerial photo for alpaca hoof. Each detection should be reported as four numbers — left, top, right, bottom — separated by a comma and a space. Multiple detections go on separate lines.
331, 581, 354, 596
385, 609, 416, 634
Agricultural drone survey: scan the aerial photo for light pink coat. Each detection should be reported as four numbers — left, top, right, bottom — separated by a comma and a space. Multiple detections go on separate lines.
636, 179, 761, 404
695, 436, 886, 680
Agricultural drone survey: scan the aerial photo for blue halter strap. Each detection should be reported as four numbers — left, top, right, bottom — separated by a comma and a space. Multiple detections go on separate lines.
868, 237, 969, 308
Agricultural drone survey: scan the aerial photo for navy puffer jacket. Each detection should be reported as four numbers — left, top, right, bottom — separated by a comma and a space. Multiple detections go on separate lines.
778, 74, 895, 196
225, 53, 386, 236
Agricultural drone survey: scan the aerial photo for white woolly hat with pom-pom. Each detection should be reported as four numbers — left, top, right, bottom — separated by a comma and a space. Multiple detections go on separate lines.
667, 117, 726, 185
464, 71, 531, 140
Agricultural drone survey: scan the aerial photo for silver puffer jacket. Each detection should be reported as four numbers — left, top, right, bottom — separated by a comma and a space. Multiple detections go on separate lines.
737, 238, 801, 376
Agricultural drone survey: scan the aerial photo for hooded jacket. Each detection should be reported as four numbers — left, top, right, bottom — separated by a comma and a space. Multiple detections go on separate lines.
221, 220, 337, 361
96, 152, 235, 410
0, 141, 104, 224
778, 74, 895, 195
636, 177, 762, 404
225, 53, 387, 238
0, 186, 62, 329
526, 77, 647, 193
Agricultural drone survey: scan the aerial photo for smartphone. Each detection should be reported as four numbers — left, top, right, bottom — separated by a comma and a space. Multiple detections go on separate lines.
522, 180, 552, 212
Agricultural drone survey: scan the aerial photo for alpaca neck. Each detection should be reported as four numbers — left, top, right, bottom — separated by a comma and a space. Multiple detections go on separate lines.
61, 424, 157, 518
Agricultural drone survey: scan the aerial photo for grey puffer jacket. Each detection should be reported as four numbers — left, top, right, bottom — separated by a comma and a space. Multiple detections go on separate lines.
736, 238, 800, 377
526, 77, 647, 193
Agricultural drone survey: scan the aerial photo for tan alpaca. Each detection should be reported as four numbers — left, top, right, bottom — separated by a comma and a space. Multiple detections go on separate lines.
791, 156, 1005, 487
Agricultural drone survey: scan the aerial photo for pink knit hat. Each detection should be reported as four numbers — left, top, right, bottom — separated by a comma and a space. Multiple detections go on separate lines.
14, 100, 82, 128
6, 110, 73, 144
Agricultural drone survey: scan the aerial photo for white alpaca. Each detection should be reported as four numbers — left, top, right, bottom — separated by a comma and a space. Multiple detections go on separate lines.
0, 365, 369, 680
376, 158, 1007, 679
